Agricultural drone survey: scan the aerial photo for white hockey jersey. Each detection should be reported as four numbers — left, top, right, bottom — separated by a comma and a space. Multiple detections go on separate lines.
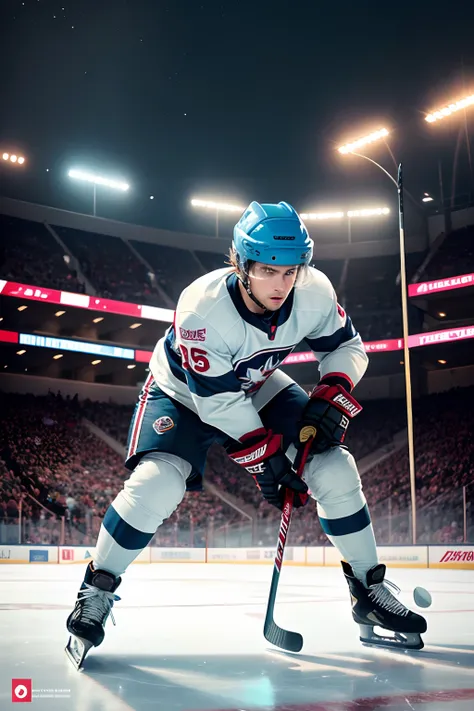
150, 267, 368, 442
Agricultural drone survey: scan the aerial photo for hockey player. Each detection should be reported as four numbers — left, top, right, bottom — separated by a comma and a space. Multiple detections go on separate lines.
65, 201, 427, 669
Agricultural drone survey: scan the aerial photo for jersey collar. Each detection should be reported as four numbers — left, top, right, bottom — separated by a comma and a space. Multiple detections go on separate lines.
226, 272, 294, 339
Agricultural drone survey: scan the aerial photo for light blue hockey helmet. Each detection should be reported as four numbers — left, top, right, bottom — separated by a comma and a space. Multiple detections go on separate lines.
233, 201, 313, 268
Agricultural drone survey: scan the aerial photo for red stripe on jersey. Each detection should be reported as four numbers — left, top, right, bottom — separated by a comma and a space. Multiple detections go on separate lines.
127, 371, 154, 459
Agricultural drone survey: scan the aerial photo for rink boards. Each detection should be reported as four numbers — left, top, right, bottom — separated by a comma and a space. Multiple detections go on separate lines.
0, 543, 473, 569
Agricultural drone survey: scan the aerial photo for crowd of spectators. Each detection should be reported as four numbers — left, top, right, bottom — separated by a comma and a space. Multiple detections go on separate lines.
1, 386, 472, 547
0, 392, 238, 547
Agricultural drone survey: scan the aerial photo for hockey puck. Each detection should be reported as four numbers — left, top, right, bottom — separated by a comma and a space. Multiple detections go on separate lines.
413, 586, 432, 608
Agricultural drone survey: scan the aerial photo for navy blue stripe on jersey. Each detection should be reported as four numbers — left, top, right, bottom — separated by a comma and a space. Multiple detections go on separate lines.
164, 329, 187, 385
226, 273, 294, 337
304, 316, 357, 353
165, 325, 242, 398
319, 503, 371, 536
186, 366, 242, 398
103, 505, 154, 550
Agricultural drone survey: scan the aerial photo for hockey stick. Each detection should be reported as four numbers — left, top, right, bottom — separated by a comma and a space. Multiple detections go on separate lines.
263, 426, 316, 652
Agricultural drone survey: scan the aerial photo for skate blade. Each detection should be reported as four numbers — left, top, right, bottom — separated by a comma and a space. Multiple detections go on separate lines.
65, 635, 93, 670
359, 624, 424, 651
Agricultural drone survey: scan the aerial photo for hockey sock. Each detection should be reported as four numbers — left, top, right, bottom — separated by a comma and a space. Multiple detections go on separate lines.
317, 500, 378, 583
92, 452, 188, 577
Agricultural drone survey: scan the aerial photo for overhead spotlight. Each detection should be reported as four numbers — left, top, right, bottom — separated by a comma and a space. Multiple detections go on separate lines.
91, 359, 101, 365
127, 364, 137, 369
17, 305, 28, 312
53, 354, 63, 360
92, 317, 104, 323
438, 312, 446, 318
129, 323, 142, 329
17, 350, 26, 355
438, 359, 447, 365
55, 310, 66, 317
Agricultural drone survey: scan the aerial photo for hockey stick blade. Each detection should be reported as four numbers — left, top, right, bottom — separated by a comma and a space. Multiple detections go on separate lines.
263, 434, 314, 652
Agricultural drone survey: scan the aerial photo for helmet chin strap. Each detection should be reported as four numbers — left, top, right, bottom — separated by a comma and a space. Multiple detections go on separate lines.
236, 271, 268, 311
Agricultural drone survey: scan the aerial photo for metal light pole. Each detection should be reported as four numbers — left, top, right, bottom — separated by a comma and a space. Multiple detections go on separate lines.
338, 133, 417, 543
68, 169, 130, 217
191, 198, 245, 238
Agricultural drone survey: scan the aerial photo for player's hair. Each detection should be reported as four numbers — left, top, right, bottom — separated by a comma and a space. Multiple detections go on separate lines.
226, 247, 253, 275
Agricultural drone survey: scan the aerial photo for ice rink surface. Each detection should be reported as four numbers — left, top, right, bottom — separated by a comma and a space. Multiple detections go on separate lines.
1, 562, 473, 710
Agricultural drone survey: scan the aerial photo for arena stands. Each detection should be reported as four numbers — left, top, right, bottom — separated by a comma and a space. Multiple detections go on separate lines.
1, 387, 472, 547
131, 240, 205, 303
0, 212, 417, 342
0, 392, 241, 547
53, 225, 159, 304
421, 224, 474, 280
0, 214, 85, 294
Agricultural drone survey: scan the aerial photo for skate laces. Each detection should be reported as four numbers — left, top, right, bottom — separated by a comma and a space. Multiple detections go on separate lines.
368, 578, 410, 617
78, 583, 121, 626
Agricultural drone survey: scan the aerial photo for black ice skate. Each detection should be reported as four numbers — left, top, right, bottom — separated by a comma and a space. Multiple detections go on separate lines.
65, 561, 121, 670
341, 560, 427, 651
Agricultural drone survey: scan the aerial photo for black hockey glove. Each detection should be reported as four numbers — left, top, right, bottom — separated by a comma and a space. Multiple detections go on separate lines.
228, 428, 308, 510
298, 383, 362, 455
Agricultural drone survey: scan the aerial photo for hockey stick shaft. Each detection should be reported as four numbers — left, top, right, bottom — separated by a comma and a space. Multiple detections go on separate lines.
264, 434, 315, 651
273, 437, 314, 575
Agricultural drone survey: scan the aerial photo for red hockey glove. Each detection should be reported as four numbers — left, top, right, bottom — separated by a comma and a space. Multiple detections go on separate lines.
298, 383, 362, 454
227, 429, 308, 510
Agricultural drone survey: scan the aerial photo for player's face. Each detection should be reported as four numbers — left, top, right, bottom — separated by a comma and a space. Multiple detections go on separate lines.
248, 263, 299, 311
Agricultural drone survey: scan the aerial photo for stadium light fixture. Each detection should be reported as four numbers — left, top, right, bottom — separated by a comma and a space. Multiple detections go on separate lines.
191, 198, 245, 237
301, 207, 390, 221
2, 152, 26, 165
425, 93, 474, 123
300, 211, 344, 220
347, 207, 390, 217
338, 128, 389, 154
68, 168, 130, 216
